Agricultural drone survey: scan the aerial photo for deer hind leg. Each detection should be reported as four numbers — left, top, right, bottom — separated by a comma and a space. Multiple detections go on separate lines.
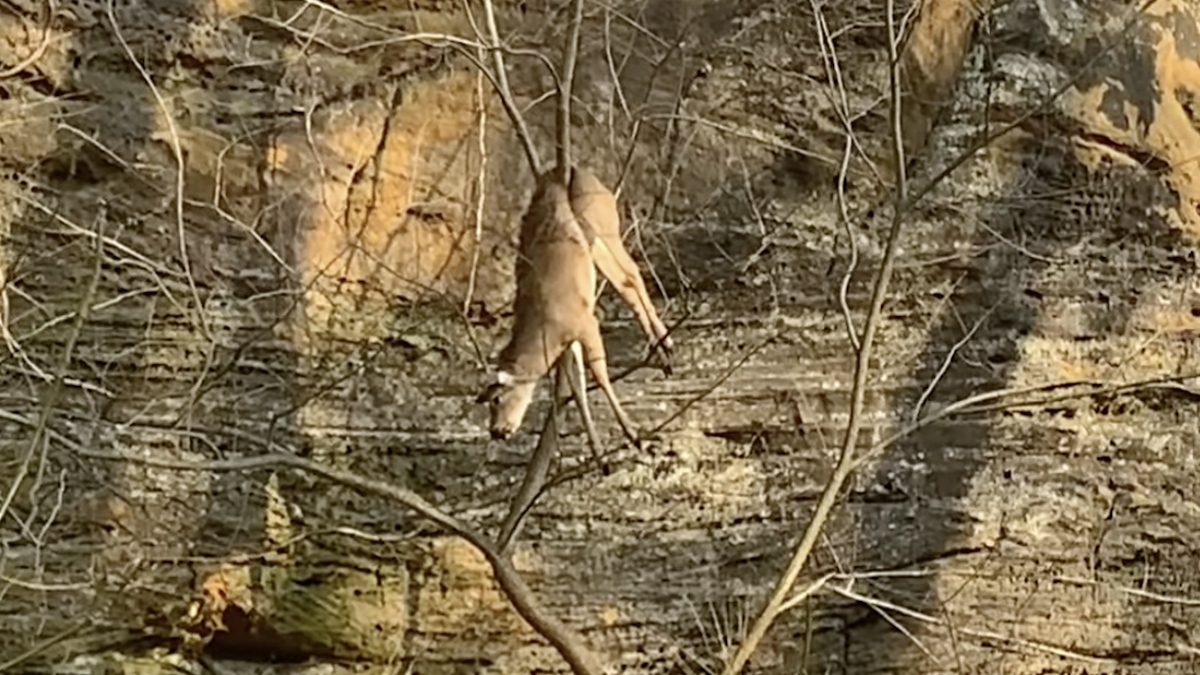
578, 320, 642, 449
559, 342, 606, 461
590, 235, 674, 374
569, 169, 674, 372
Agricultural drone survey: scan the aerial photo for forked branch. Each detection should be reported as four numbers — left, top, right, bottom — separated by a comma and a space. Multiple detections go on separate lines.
555, 0, 585, 182
719, 1, 1161, 673
480, 0, 544, 174
48, 434, 605, 675
719, 0, 909, 670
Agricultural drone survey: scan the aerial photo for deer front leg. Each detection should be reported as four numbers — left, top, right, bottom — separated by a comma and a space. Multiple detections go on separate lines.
578, 322, 642, 449
497, 371, 565, 553
560, 342, 606, 461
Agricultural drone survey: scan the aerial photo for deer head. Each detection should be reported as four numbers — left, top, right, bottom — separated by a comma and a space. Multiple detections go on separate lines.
477, 370, 539, 440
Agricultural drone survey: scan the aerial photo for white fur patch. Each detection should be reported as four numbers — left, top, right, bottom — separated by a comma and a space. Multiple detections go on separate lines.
495, 370, 515, 386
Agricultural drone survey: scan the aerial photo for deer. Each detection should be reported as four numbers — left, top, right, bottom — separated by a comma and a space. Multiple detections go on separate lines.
476, 174, 640, 447
476, 0, 674, 451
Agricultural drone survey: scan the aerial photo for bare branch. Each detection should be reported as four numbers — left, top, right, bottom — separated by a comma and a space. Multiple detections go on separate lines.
828, 584, 1115, 664
810, 0, 863, 350
106, 0, 211, 342
497, 382, 563, 553
480, 0, 544, 175
24, 421, 606, 675
0, 204, 104, 533
859, 371, 1200, 472
555, 0, 585, 181
720, 0, 911, 668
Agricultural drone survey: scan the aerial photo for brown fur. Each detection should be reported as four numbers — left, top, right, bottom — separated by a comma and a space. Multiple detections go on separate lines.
567, 167, 674, 371
478, 0, 670, 447
478, 173, 639, 443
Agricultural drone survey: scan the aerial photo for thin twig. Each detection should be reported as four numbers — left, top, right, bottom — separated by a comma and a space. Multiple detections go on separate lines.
647, 333, 775, 436
106, 0, 211, 342
0, 0, 56, 78
1052, 576, 1200, 606
612, 117, 642, 197
20, 420, 605, 675
775, 573, 834, 614
828, 584, 1115, 664
865, 598, 943, 667
811, 0, 862, 350
248, 9, 558, 77
911, 302, 997, 422
0, 573, 89, 592
642, 113, 842, 170
0, 204, 104, 532
835, 135, 860, 351
812, 1, 883, 183
719, 0, 910, 669
0, 620, 89, 672
463, 43, 490, 315
602, 8, 631, 121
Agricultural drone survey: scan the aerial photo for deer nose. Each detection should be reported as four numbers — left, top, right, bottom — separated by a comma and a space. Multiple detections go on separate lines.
490, 427, 512, 440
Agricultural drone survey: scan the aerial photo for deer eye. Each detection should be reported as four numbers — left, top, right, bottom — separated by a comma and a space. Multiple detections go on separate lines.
476, 383, 505, 404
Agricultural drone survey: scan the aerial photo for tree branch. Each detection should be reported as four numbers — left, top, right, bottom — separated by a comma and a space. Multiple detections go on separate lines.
480, 0, 544, 175
719, 0, 1163, 671
37, 429, 605, 675
720, 0, 910, 668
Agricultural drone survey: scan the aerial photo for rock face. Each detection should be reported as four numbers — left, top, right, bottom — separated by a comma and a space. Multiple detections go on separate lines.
1, 0, 1198, 674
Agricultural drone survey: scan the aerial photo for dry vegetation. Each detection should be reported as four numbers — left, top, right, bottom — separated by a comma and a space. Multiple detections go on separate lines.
1, 0, 1200, 674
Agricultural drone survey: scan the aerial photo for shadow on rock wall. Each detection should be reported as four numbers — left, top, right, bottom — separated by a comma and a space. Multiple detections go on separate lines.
840, 2, 1200, 671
